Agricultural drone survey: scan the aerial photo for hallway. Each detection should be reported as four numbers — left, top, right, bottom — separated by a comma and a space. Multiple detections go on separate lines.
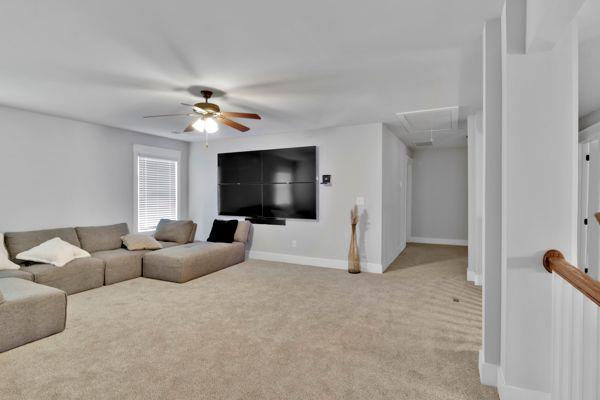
387, 243, 498, 399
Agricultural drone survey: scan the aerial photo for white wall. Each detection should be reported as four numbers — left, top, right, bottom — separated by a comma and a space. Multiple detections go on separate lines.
499, 1, 578, 396
382, 126, 410, 269
480, 17, 502, 387
188, 123, 386, 272
411, 147, 468, 245
0, 106, 189, 233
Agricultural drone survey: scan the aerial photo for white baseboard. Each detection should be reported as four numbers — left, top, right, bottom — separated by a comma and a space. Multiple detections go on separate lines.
478, 350, 498, 387
409, 237, 468, 246
248, 250, 384, 274
467, 270, 482, 286
497, 368, 550, 400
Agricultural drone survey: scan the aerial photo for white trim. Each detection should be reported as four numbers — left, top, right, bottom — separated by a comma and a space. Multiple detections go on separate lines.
468, 270, 482, 286
248, 250, 384, 274
133, 145, 182, 233
408, 237, 468, 246
579, 121, 600, 144
478, 350, 498, 387
496, 368, 550, 400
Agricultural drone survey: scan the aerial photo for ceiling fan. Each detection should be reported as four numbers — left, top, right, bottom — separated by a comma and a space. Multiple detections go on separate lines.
143, 90, 261, 134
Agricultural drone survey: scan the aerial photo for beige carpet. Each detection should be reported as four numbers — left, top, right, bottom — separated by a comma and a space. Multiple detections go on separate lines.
0, 243, 498, 400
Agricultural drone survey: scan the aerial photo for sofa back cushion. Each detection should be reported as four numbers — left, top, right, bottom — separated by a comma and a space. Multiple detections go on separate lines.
154, 219, 195, 244
75, 223, 129, 253
188, 223, 197, 243
234, 221, 251, 244
4, 227, 81, 264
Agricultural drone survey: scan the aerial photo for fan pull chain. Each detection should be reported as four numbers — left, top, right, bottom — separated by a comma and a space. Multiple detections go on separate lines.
205, 131, 209, 148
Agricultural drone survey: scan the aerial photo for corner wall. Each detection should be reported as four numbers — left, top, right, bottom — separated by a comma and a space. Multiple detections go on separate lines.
0, 106, 189, 233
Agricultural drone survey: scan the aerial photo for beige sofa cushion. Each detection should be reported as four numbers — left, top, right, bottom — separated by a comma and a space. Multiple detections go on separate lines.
92, 248, 147, 285
234, 221, 251, 244
4, 227, 81, 264
188, 223, 197, 243
121, 234, 162, 251
156, 241, 180, 249
76, 223, 129, 253
143, 241, 245, 283
154, 219, 195, 244
21, 257, 105, 295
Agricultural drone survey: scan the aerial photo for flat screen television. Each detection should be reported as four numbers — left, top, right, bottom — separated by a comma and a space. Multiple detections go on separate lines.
218, 146, 317, 220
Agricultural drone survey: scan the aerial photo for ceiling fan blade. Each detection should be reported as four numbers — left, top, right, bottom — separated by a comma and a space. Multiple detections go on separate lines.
218, 117, 250, 132
180, 102, 195, 107
220, 112, 261, 120
184, 123, 196, 132
143, 113, 194, 118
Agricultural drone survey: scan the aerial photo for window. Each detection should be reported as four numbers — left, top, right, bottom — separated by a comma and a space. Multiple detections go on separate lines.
134, 145, 180, 232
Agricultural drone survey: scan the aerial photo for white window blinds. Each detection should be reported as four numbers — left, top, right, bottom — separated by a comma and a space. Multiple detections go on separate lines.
137, 156, 178, 232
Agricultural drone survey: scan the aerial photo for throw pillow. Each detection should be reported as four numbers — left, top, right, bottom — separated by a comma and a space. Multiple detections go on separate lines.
207, 219, 239, 243
16, 237, 91, 267
0, 233, 20, 270
121, 234, 163, 251
154, 219, 195, 244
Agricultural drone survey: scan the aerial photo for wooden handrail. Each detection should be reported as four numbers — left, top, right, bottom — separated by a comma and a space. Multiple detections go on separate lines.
543, 250, 600, 307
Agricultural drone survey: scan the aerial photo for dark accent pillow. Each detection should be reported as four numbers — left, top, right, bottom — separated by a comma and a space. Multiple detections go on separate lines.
207, 220, 239, 243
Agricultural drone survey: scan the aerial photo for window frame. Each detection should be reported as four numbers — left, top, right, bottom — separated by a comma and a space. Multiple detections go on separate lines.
133, 144, 182, 233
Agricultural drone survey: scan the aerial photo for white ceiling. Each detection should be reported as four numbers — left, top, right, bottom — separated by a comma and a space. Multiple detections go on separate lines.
0, 0, 503, 147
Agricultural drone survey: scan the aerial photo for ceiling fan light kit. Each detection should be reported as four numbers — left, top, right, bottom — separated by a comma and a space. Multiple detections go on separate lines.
143, 89, 262, 137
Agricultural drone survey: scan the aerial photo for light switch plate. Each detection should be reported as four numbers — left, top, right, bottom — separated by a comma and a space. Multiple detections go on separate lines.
356, 196, 365, 206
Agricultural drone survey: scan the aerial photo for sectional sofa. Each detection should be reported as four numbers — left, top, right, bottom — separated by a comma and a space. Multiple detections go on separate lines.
0, 220, 251, 352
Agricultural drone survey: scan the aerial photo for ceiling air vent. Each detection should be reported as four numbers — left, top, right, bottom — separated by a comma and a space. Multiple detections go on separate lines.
396, 106, 459, 147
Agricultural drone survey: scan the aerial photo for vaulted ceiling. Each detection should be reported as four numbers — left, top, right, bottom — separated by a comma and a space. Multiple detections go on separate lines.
0, 0, 504, 146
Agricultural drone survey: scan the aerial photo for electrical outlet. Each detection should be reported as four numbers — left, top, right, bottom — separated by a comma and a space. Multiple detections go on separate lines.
292, 240, 297, 248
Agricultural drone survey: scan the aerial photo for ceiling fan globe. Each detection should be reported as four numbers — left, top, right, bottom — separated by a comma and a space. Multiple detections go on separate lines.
192, 118, 206, 132
205, 117, 219, 133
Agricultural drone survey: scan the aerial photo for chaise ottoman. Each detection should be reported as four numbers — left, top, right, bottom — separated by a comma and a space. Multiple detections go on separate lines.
0, 278, 67, 352
142, 241, 245, 283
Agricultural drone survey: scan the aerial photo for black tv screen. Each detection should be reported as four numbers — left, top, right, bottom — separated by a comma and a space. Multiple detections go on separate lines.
218, 146, 317, 219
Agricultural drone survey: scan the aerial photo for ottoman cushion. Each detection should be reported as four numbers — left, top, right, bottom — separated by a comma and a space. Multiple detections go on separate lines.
143, 241, 245, 283
0, 278, 66, 352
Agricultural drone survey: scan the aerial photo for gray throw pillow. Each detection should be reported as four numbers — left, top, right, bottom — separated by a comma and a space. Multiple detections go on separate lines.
154, 219, 195, 244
